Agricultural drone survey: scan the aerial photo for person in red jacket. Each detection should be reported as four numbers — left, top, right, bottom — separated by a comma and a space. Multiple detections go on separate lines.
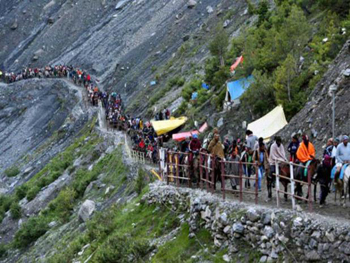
189, 134, 201, 152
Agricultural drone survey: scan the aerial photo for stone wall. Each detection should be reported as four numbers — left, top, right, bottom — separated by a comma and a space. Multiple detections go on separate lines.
143, 182, 350, 262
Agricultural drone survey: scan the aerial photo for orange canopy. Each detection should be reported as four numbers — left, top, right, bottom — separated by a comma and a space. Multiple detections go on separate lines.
230, 56, 244, 72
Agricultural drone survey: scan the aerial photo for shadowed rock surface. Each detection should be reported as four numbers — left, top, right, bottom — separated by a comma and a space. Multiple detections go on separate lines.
0, 79, 90, 194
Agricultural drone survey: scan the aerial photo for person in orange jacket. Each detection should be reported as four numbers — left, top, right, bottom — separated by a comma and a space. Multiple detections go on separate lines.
296, 134, 315, 164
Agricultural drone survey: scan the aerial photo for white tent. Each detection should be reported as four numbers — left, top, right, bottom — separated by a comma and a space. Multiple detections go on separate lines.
247, 105, 288, 142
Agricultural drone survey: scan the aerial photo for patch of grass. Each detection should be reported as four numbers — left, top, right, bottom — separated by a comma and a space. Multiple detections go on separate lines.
4, 166, 20, 177
224, 9, 235, 20
22, 126, 102, 202
135, 168, 147, 195
47, 196, 181, 263
13, 147, 129, 249
10, 202, 21, 220
46, 188, 76, 222
0, 195, 14, 223
14, 216, 50, 248
26, 186, 41, 201
15, 185, 28, 200
152, 223, 212, 262
93, 235, 152, 263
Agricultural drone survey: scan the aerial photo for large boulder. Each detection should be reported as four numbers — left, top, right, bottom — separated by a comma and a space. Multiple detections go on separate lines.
78, 200, 96, 222
10, 20, 18, 30
246, 208, 261, 222
187, 0, 197, 9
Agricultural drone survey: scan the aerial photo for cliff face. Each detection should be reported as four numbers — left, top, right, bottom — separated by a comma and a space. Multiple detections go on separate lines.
278, 40, 350, 155
0, 79, 91, 194
0, 0, 248, 102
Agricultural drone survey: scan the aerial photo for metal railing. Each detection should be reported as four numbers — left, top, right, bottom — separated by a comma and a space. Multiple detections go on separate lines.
165, 151, 192, 188
220, 160, 259, 204
274, 160, 314, 212
159, 151, 315, 212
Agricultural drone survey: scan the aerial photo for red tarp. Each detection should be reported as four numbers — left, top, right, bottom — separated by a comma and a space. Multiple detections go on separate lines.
230, 56, 244, 72
172, 123, 208, 142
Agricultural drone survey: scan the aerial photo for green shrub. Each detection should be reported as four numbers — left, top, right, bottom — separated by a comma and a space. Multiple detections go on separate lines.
93, 235, 152, 263
4, 166, 20, 177
91, 150, 100, 162
15, 185, 28, 200
0, 195, 13, 214
177, 77, 185, 87
37, 176, 51, 188
212, 87, 226, 110
14, 216, 50, 248
168, 76, 185, 87
87, 211, 116, 241
27, 186, 41, 201
175, 101, 188, 116
0, 195, 12, 210
10, 202, 21, 220
49, 171, 62, 181
197, 88, 210, 106
51, 188, 76, 222
0, 243, 8, 259
181, 78, 202, 101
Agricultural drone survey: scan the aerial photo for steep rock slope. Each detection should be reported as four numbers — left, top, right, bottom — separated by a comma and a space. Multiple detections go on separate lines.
0, 0, 249, 101
0, 79, 91, 194
278, 40, 350, 155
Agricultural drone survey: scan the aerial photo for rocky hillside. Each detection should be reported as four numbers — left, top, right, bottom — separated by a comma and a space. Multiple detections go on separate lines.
0, 79, 91, 194
2, 0, 350, 262
278, 40, 350, 155
0, 0, 249, 102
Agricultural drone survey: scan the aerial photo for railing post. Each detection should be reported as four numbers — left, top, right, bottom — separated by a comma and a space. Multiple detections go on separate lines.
255, 162, 259, 205
166, 150, 170, 185
275, 161, 280, 208
187, 152, 191, 188
205, 155, 210, 192
308, 167, 313, 213
290, 162, 296, 210
221, 160, 226, 200
211, 155, 215, 194
239, 161, 243, 202
158, 148, 162, 179
176, 153, 180, 187
199, 153, 203, 190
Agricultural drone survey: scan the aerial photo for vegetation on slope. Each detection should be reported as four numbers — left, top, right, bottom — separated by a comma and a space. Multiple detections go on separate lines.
205, 0, 350, 119
0, 119, 98, 225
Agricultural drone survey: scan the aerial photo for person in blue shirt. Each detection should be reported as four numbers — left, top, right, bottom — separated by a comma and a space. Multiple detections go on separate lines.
287, 135, 299, 163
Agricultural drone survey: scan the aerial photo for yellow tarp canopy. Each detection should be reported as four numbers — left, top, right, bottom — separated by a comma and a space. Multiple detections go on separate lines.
151, 117, 188, 135
247, 105, 288, 142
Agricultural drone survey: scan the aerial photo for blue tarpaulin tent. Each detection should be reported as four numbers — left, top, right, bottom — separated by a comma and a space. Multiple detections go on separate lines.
227, 76, 254, 101
191, 92, 198, 100
202, 83, 210, 90
224, 76, 254, 110
150, 80, 157, 86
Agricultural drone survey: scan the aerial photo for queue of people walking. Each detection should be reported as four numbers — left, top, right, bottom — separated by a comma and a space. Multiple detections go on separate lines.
2, 64, 349, 208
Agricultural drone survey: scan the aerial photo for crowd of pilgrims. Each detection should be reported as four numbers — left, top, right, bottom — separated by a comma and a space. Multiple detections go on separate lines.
3, 65, 349, 207
88, 88, 161, 164
1, 65, 92, 85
